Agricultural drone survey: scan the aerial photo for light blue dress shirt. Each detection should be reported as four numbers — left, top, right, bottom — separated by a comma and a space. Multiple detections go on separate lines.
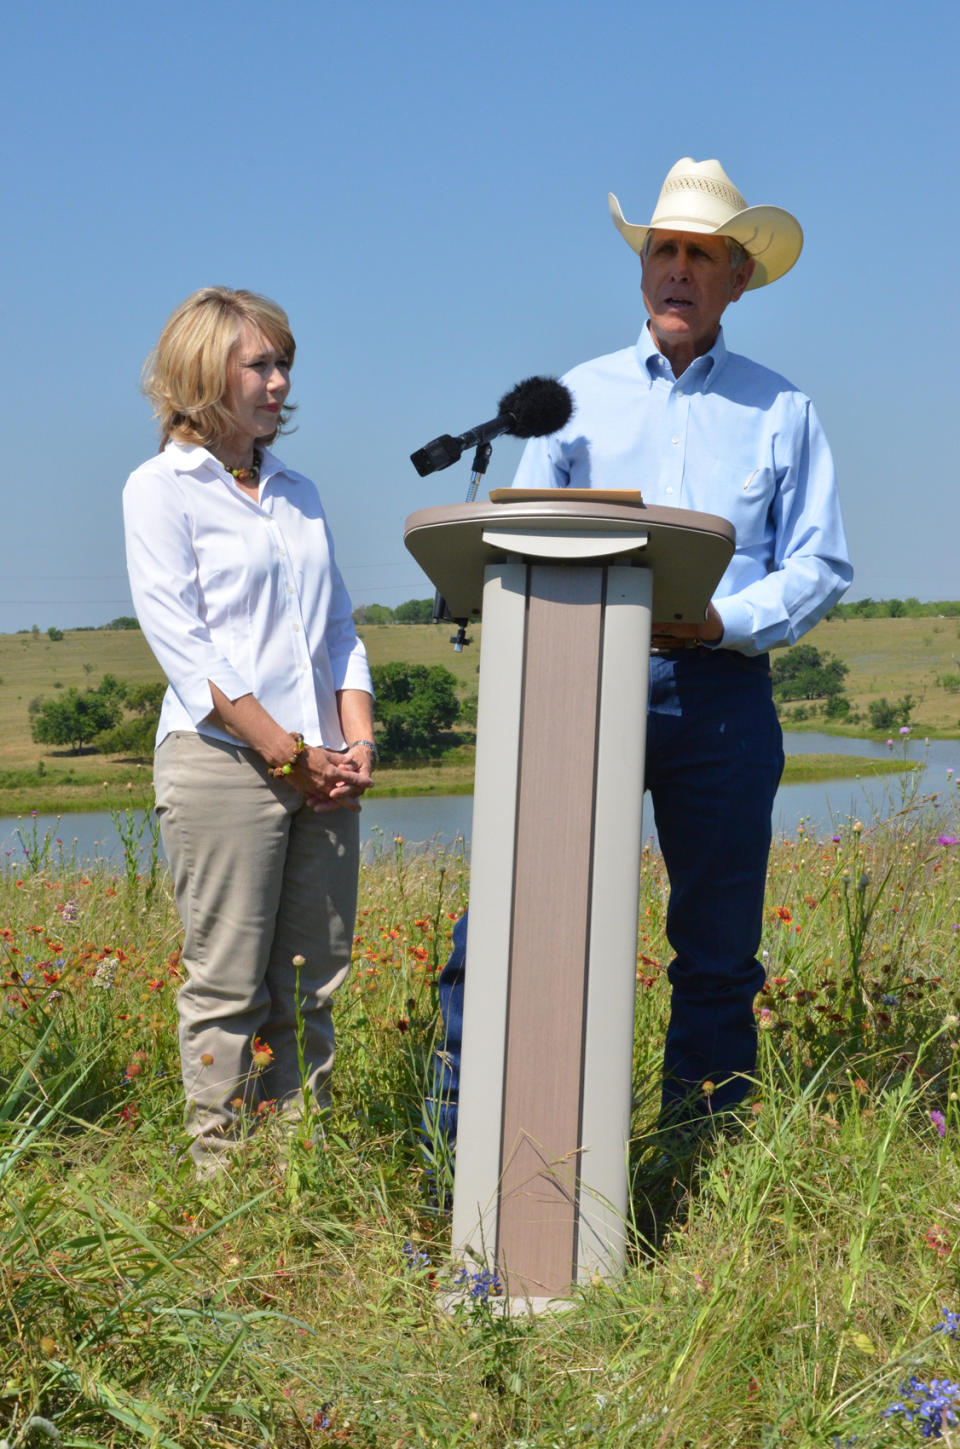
512, 323, 852, 655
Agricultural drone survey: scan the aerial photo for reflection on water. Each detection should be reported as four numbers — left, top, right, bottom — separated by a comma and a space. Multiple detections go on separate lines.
1, 733, 958, 868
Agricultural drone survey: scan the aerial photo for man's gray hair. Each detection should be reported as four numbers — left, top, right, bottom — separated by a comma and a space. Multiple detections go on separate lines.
641, 232, 751, 270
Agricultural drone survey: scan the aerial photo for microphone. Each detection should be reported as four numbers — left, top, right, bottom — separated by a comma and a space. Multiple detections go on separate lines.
410, 376, 574, 477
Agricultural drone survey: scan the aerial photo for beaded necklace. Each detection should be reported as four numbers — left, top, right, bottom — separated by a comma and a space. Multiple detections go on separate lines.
222, 447, 263, 485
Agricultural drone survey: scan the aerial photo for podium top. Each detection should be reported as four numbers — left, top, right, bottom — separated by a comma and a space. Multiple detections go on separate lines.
403, 496, 735, 621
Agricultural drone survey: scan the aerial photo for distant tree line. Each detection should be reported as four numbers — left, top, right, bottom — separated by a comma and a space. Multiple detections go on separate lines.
827, 597, 960, 619
352, 599, 435, 625
17, 617, 141, 636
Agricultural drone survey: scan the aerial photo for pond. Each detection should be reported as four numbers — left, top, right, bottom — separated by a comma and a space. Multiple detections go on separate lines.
1, 733, 957, 871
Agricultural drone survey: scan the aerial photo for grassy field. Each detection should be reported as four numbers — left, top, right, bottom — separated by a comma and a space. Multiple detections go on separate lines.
0, 619, 949, 815
799, 614, 960, 736
2, 791, 959, 1446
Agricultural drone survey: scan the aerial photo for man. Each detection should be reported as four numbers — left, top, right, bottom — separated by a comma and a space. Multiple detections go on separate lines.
428, 158, 851, 1146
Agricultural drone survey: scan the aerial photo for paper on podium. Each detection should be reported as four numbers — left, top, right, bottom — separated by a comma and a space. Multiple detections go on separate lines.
489, 487, 644, 505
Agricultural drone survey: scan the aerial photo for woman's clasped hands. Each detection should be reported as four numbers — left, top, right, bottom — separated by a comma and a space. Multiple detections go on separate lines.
291, 742, 375, 813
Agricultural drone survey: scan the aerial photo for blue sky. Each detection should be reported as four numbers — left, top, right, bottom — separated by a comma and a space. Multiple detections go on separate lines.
4, 0, 958, 633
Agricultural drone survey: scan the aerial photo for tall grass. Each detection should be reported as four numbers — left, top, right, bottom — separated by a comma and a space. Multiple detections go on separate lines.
1, 784, 959, 1446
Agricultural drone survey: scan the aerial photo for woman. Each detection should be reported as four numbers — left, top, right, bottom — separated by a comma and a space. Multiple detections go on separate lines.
123, 287, 376, 1167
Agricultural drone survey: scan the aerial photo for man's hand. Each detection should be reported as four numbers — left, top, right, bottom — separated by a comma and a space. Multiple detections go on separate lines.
652, 602, 724, 649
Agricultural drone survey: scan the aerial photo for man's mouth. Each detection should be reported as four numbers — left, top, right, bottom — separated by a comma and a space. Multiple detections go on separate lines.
664, 296, 693, 308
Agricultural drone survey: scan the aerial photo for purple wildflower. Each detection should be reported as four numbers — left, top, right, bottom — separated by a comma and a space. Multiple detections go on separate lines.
931, 1110, 947, 1138
937, 835, 959, 847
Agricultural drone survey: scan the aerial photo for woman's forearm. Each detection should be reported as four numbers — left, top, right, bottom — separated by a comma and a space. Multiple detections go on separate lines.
206, 683, 295, 769
337, 689, 375, 748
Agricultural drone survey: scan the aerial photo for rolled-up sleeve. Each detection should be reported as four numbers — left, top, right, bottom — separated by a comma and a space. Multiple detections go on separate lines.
123, 468, 252, 723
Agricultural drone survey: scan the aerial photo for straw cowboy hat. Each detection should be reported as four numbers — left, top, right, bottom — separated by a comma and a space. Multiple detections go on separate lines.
608, 158, 803, 289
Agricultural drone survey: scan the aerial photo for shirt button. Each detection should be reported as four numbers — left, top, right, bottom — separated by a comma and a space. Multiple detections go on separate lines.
287, 586, 294, 595
292, 623, 300, 633
671, 436, 680, 445
666, 486, 674, 495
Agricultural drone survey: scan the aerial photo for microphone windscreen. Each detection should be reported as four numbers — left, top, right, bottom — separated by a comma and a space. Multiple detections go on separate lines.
497, 376, 574, 438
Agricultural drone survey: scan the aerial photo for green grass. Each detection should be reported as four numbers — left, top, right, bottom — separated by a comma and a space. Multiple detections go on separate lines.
1, 779, 960, 1446
792, 614, 960, 736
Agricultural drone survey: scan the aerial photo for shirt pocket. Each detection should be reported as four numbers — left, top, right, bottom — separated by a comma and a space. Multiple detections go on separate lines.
704, 463, 775, 550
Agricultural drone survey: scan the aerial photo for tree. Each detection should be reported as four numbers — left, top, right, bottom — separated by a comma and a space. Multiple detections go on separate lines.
771, 645, 849, 703
370, 662, 460, 758
352, 603, 395, 625
868, 695, 915, 731
393, 598, 435, 625
104, 616, 141, 630
30, 684, 123, 753
47, 626, 63, 641
94, 681, 166, 756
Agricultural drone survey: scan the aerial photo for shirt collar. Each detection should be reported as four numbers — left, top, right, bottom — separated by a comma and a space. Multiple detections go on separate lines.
164, 439, 290, 486
636, 322, 728, 392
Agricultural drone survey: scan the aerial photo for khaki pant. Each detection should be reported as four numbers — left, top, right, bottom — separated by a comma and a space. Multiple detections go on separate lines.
154, 731, 359, 1161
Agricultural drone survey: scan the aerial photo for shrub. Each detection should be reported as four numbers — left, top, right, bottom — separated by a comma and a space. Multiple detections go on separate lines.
370, 661, 460, 758
868, 695, 915, 731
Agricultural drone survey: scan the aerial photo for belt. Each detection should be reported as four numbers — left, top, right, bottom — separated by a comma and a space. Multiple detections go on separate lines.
649, 639, 704, 657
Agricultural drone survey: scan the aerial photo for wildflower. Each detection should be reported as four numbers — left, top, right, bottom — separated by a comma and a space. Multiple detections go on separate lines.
930, 1110, 947, 1138
251, 1037, 274, 1069
933, 1309, 960, 1339
926, 1225, 951, 1259
402, 1240, 431, 1270
900, 725, 912, 736
883, 1375, 960, 1437
292, 953, 306, 968
61, 899, 79, 923
454, 1265, 503, 1301
857, 872, 870, 892
93, 957, 118, 989
937, 835, 959, 847
775, 905, 793, 923
702, 1080, 716, 1097
831, 834, 841, 843
853, 820, 863, 833
200, 1052, 215, 1067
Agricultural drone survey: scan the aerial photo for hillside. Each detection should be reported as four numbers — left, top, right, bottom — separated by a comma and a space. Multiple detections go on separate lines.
0, 616, 952, 814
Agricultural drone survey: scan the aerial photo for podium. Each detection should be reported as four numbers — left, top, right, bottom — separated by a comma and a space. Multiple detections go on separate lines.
403, 493, 734, 1307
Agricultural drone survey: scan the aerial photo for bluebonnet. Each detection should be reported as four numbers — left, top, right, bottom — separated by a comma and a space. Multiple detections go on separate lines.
933, 1309, 960, 1339
883, 1376, 960, 1438
454, 1266, 503, 1302
402, 1240, 431, 1270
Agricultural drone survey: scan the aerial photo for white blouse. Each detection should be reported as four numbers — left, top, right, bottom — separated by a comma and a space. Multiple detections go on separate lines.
123, 441, 372, 750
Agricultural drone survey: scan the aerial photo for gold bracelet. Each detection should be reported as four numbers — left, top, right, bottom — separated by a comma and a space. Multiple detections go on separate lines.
268, 732, 306, 778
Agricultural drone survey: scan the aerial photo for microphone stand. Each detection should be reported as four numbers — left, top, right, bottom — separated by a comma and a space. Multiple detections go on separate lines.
432, 441, 492, 650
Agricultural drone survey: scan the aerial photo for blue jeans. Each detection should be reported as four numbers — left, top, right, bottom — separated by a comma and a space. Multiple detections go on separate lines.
430, 648, 784, 1140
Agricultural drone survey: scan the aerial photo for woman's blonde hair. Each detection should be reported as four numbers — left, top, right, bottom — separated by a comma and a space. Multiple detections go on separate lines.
143, 287, 297, 452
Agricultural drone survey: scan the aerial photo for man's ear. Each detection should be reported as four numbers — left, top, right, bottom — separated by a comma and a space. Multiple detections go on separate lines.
730, 256, 755, 302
